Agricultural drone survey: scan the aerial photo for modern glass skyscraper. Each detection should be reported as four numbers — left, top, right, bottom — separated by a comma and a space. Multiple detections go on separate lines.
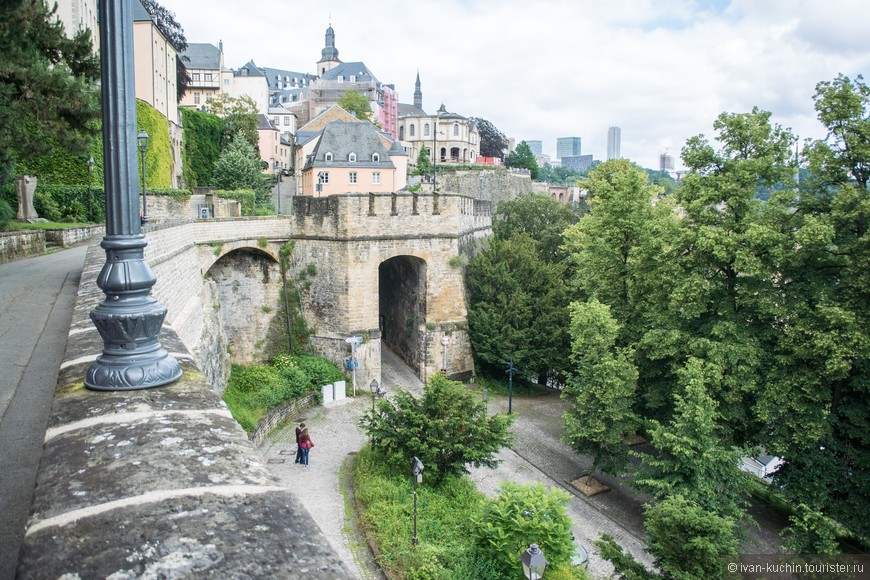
526, 140, 543, 156
556, 137, 581, 160
607, 126, 621, 160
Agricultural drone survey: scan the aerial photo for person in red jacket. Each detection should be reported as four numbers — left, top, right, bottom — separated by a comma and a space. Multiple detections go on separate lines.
294, 422, 306, 464
299, 428, 314, 466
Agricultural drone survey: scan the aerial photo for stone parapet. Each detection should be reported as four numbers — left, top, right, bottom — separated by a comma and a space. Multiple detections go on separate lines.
17, 240, 352, 578
0, 230, 45, 263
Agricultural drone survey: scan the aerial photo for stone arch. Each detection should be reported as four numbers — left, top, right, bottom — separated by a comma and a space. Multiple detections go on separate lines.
378, 255, 427, 372
204, 247, 281, 364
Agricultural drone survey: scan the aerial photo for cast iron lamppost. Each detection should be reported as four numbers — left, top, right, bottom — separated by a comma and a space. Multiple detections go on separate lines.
86, 0, 181, 391
87, 156, 95, 222
370, 378, 386, 411
137, 129, 149, 224
506, 358, 518, 414
411, 456, 424, 546
521, 544, 548, 580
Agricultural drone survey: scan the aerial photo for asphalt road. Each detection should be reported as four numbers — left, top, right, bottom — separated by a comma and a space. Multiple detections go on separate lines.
0, 245, 87, 579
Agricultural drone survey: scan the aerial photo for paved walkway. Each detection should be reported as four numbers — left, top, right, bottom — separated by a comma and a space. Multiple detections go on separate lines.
0, 245, 87, 579
261, 349, 655, 578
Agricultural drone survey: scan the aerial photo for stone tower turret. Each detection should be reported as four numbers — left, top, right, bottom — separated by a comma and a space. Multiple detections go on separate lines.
317, 24, 341, 75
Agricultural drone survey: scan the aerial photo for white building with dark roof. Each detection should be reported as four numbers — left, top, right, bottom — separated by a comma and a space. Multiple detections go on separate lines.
178, 42, 225, 110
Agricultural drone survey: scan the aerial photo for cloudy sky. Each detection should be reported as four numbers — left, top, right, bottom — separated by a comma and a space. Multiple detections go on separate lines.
158, 0, 868, 170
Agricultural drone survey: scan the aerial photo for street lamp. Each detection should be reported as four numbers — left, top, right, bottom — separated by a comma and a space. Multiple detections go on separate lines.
137, 129, 150, 225
521, 544, 548, 580
412, 456, 424, 546
87, 156, 95, 221
275, 165, 282, 214
369, 378, 386, 411
505, 359, 517, 414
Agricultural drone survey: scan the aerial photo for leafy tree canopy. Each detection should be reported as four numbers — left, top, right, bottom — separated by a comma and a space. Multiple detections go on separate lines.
206, 93, 260, 150
414, 147, 433, 177
360, 373, 513, 484
493, 192, 579, 264
211, 133, 263, 191
505, 141, 540, 179
468, 117, 509, 159
337, 89, 373, 123
0, 0, 100, 187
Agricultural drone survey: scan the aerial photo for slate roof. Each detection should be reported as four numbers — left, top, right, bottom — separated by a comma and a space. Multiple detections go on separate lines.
398, 103, 428, 117
236, 60, 266, 77
320, 62, 378, 84
257, 114, 276, 131
261, 66, 316, 91
305, 122, 395, 170
133, 0, 153, 22
180, 43, 222, 69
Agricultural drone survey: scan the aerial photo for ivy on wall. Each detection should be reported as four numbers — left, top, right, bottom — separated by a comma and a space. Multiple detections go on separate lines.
135, 99, 171, 189
181, 108, 223, 187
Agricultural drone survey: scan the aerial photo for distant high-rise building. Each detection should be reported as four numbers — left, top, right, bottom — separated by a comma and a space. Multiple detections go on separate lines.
557, 137, 581, 160
561, 155, 594, 173
526, 140, 543, 156
607, 126, 621, 160
660, 152, 675, 172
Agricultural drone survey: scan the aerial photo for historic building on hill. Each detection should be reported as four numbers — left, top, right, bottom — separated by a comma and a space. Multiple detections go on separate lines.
397, 73, 480, 170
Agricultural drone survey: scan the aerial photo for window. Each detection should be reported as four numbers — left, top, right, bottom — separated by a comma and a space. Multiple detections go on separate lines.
349, 171, 358, 184
204, 73, 212, 82
192, 73, 201, 81
409, 124, 415, 137
399, 126, 405, 140
372, 153, 380, 162
223, 78, 229, 86
273, 117, 279, 126
283, 117, 290, 126
337, 75, 344, 83
349, 152, 357, 162
325, 152, 333, 161
206, 93, 213, 102
193, 92, 200, 104
424, 124, 430, 136
318, 171, 329, 183
372, 172, 381, 184
453, 123, 459, 136
350, 75, 356, 83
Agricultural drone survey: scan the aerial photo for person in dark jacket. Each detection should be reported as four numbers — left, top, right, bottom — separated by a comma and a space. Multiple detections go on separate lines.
294, 422, 306, 464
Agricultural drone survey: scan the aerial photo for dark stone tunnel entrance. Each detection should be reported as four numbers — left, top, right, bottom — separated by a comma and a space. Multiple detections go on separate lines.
378, 255, 427, 373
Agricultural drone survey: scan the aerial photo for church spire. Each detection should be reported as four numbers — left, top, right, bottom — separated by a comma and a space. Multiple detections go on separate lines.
413, 70, 422, 110
317, 23, 341, 75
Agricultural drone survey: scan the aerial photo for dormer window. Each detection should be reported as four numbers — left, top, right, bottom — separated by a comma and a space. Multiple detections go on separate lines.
349, 152, 357, 162
324, 152, 333, 161
350, 75, 356, 83
337, 75, 344, 83
372, 153, 380, 162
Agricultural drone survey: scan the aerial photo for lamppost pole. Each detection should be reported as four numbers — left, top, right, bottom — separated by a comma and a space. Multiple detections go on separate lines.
432, 115, 437, 192
86, 0, 181, 391
412, 457, 424, 546
137, 129, 149, 225
87, 156, 94, 221
506, 358, 517, 414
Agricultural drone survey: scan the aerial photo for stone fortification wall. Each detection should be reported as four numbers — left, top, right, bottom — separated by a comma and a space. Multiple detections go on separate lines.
17, 239, 352, 578
144, 194, 241, 221
439, 167, 533, 205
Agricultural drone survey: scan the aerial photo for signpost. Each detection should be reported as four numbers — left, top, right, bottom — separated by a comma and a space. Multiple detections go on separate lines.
345, 336, 363, 395
440, 335, 450, 374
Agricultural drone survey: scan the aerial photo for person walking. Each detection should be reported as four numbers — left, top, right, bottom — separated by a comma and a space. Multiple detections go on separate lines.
294, 422, 306, 464
299, 428, 314, 466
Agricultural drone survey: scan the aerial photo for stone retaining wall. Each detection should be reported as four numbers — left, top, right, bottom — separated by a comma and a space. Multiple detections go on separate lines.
16, 239, 353, 578
248, 391, 319, 446
0, 230, 44, 264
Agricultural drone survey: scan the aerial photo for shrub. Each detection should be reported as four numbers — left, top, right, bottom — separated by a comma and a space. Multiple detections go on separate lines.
471, 482, 576, 578
360, 373, 514, 484
0, 196, 14, 228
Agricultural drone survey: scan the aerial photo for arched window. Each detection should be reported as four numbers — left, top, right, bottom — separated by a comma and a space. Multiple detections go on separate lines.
409, 124, 415, 137
324, 152, 333, 161
349, 152, 357, 162
399, 126, 405, 140
372, 153, 380, 162
424, 123, 430, 137
453, 123, 459, 136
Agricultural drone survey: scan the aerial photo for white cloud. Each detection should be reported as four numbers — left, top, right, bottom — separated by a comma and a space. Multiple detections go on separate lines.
160, 0, 869, 170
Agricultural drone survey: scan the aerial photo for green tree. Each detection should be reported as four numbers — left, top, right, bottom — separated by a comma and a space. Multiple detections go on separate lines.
633, 358, 746, 524
337, 89, 373, 122
469, 117, 509, 159
360, 373, 513, 484
505, 141, 540, 179
211, 133, 263, 191
493, 193, 579, 263
206, 93, 260, 150
0, 0, 100, 187
466, 233, 571, 382
415, 147, 433, 177
472, 482, 575, 578
643, 494, 740, 580
562, 300, 638, 476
